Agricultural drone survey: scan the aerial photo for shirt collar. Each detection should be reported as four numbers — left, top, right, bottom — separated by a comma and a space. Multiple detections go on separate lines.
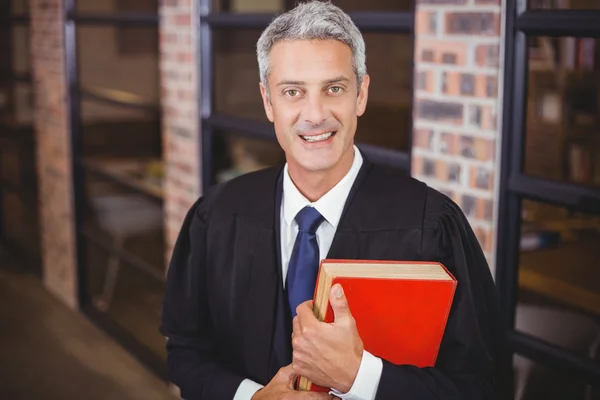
283, 145, 363, 229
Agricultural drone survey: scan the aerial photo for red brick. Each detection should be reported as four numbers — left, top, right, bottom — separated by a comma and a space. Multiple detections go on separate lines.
174, 14, 191, 26
411, 154, 424, 176
474, 226, 493, 252
439, 132, 460, 155
475, 44, 500, 68
474, 137, 495, 162
445, 12, 500, 36
435, 159, 448, 181
469, 165, 494, 190
414, 129, 434, 149
416, 99, 463, 125
415, 11, 439, 35
434, 159, 462, 183
484, 76, 498, 98
418, 40, 468, 66
421, 0, 467, 3
30, 0, 78, 309
416, 70, 435, 92
468, 104, 496, 130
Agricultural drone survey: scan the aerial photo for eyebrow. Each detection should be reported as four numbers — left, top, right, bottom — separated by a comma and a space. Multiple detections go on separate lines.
275, 75, 351, 87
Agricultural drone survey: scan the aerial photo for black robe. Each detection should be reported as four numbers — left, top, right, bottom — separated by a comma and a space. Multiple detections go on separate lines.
159, 158, 511, 400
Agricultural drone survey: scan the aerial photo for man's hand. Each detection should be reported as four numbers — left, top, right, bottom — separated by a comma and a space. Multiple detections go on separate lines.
251, 364, 336, 399
291, 284, 364, 393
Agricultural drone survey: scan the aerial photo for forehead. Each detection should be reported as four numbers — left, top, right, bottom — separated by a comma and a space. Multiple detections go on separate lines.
268, 39, 354, 82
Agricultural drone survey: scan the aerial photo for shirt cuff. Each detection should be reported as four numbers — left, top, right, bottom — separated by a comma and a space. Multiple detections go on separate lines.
330, 350, 383, 400
233, 378, 264, 400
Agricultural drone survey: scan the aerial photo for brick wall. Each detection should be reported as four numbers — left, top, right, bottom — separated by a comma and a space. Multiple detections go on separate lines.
159, 0, 202, 265
30, 0, 78, 308
411, 0, 503, 272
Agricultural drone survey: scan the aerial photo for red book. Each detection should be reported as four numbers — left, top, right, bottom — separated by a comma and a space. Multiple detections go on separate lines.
297, 259, 457, 392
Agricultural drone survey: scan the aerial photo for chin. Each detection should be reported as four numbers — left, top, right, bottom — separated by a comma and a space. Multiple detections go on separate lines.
298, 160, 337, 172
292, 153, 340, 173
286, 135, 351, 173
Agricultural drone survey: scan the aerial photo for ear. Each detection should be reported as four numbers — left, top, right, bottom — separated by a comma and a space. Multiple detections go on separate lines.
260, 82, 275, 122
356, 74, 370, 117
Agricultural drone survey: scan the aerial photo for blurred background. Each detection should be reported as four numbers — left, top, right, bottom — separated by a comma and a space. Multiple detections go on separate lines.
0, 0, 599, 399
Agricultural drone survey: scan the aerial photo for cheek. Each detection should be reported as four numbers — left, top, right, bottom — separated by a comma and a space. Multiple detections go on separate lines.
273, 106, 299, 130
331, 100, 357, 126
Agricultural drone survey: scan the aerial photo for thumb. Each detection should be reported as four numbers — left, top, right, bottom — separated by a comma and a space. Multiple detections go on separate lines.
330, 284, 351, 323
278, 364, 297, 387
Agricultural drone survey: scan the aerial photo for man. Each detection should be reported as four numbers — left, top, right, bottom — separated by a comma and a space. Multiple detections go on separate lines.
160, 1, 509, 399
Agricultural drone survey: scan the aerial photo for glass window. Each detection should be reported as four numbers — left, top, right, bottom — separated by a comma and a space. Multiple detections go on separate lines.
76, 0, 158, 13
517, 199, 600, 330
213, 29, 413, 151
213, 29, 266, 121
80, 92, 163, 360
84, 237, 166, 360
80, 99, 161, 159
0, 82, 33, 125
331, 0, 413, 12
0, 130, 40, 260
210, 0, 413, 13
212, 0, 284, 13
529, 0, 600, 10
525, 36, 600, 187
77, 26, 159, 102
11, 26, 30, 75
359, 33, 412, 151
512, 353, 594, 399
212, 130, 285, 184
10, 0, 29, 14
12, 81, 34, 124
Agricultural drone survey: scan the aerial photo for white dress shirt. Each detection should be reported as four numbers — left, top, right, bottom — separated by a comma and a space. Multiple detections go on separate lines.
234, 146, 383, 400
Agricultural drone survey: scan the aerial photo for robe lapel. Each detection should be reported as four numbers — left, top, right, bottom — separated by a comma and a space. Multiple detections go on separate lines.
270, 171, 294, 374
241, 168, 283, 384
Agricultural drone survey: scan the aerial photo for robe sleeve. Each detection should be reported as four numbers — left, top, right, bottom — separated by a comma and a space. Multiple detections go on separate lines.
375, 188, 511, 400
159, 188, 247, 400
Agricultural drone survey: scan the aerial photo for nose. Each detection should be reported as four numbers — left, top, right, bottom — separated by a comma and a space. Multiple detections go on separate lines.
302, 93, 328, 127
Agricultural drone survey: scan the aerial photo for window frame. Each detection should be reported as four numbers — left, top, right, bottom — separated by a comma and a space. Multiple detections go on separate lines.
63, 0, 166, 379
496, 0, 600, 384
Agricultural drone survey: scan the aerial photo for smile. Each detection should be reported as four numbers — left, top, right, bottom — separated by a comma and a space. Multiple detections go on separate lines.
300, 131, 336, 143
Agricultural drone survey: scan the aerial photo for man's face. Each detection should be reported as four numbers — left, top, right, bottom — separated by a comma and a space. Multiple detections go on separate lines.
260, 39, 369, 174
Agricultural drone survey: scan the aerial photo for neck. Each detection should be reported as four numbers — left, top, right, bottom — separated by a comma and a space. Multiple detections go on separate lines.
287, 148, 355, 202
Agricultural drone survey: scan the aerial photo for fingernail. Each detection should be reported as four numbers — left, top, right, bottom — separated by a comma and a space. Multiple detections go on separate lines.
335, 285, 343, 298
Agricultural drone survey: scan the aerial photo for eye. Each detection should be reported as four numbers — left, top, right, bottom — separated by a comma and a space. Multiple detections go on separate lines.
285, 89, 299, 97
328, 86, 343, 94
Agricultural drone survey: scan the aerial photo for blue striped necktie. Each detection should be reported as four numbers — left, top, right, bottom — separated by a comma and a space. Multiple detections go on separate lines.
286, 206, 325, 318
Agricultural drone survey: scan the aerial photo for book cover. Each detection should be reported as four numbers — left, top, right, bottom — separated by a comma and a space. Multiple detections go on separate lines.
297, 259, 457, 392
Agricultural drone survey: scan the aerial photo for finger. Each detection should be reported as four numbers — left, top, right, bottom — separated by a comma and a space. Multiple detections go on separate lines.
296, 300, 317, 328
293, 315, 301, 335
329, 284, 352, 324
278, 363, 297, 384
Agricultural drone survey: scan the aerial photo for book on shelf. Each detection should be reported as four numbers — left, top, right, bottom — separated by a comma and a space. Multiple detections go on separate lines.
297, 259, 457, 392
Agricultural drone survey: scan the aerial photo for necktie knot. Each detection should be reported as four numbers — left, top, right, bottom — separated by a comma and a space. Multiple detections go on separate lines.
295, 206, 324, 234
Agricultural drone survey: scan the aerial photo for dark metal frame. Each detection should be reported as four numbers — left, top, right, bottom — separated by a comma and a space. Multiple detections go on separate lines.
63, 0, 166, 379
496, 2, 600, 384
198, 0, 416, 193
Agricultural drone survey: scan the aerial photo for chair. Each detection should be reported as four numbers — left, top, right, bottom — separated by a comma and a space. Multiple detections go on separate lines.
90, 193, 163, 312
513, 304, 600, 400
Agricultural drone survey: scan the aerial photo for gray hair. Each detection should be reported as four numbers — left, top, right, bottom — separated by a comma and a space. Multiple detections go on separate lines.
256, 1, 366, 94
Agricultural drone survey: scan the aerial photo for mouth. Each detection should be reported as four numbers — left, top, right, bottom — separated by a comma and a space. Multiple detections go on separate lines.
299, 131, 337, 143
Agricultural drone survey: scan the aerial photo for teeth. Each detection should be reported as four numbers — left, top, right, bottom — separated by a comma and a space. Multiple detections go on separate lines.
302, 132, 334, 142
